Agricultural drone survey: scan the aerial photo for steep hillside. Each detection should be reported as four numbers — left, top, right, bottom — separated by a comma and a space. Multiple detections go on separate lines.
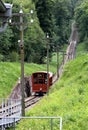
0, 62, 56, 98
16, 54, 88, 130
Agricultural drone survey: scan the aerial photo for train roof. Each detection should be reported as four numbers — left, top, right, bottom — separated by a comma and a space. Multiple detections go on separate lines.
32, 71, 53, 77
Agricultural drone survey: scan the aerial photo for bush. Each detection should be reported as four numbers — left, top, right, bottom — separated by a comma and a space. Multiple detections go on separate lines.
0, 54, 4, 61
9, 51, 19, 62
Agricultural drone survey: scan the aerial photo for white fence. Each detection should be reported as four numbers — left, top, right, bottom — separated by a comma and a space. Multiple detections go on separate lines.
0, 98, 21, 129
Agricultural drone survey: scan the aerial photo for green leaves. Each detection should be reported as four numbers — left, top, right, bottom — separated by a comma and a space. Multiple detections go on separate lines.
0, 26, 13, 57
75, 0, 88, 41
36, 0, 54, 36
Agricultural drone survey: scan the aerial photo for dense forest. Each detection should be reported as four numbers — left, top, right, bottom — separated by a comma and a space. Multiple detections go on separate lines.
0, 0, 88, 63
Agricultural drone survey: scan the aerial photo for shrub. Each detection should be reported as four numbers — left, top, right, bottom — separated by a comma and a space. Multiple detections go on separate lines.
9, 51, 19, 62
0, 54, 4, 61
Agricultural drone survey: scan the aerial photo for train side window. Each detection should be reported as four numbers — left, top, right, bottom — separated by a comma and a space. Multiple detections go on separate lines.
33, 74, 38, 84
45, 79, 47, 84
34, 79, 37, 83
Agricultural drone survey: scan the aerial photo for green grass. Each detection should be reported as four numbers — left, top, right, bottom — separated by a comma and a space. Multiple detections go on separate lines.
1, 43, 88, 129
15, 54, 88, 130
76, 42, 88, 57
0, 62, 56, 98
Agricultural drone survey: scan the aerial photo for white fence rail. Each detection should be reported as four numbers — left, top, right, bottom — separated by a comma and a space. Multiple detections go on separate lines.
0, 116, 62, 130
0, 98, 21, 129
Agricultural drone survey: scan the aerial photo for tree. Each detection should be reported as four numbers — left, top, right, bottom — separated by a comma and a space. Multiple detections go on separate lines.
0, 26, 13, 61
35, 0, 54, 37
75, 0, 88, 41
24, 24, 46, 63
54, 0, 71, 45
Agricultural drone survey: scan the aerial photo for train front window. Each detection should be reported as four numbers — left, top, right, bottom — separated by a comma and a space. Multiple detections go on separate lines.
39, 79, 44, 83
38, 74, 43, 78
44, 73, 47, 79
33, 73, 48, 84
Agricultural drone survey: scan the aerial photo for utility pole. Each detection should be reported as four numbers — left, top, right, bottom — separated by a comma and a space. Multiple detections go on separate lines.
9, 6, 33, 116
19, 8, 25, 116
56, 45, 59, 78
62, 51, 64, 64
46, 33, 49, 95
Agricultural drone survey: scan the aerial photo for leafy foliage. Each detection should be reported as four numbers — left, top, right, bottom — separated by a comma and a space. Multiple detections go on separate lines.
1, 0, 77, 63
75, 0, 88, 41
53, 0, 72, 46
1, 0, 48, 63
0, 26, 13, 61
35, 0, 54, 36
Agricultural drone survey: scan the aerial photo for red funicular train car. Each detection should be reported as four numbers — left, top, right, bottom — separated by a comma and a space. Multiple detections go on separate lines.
32, 71, 53, 95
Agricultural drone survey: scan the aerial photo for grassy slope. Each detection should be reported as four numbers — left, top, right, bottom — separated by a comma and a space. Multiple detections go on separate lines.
1, 43, 88, 129
0, 62, 56, 98
16, 54, 88, 130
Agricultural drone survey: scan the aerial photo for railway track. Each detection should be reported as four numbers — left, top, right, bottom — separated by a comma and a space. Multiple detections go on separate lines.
25, 95, 43, 110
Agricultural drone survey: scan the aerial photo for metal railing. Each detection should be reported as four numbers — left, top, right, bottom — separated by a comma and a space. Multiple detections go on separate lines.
0, 116, 62, 130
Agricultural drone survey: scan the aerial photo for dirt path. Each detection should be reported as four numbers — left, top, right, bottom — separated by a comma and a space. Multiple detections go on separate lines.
9, 76, 32, 99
